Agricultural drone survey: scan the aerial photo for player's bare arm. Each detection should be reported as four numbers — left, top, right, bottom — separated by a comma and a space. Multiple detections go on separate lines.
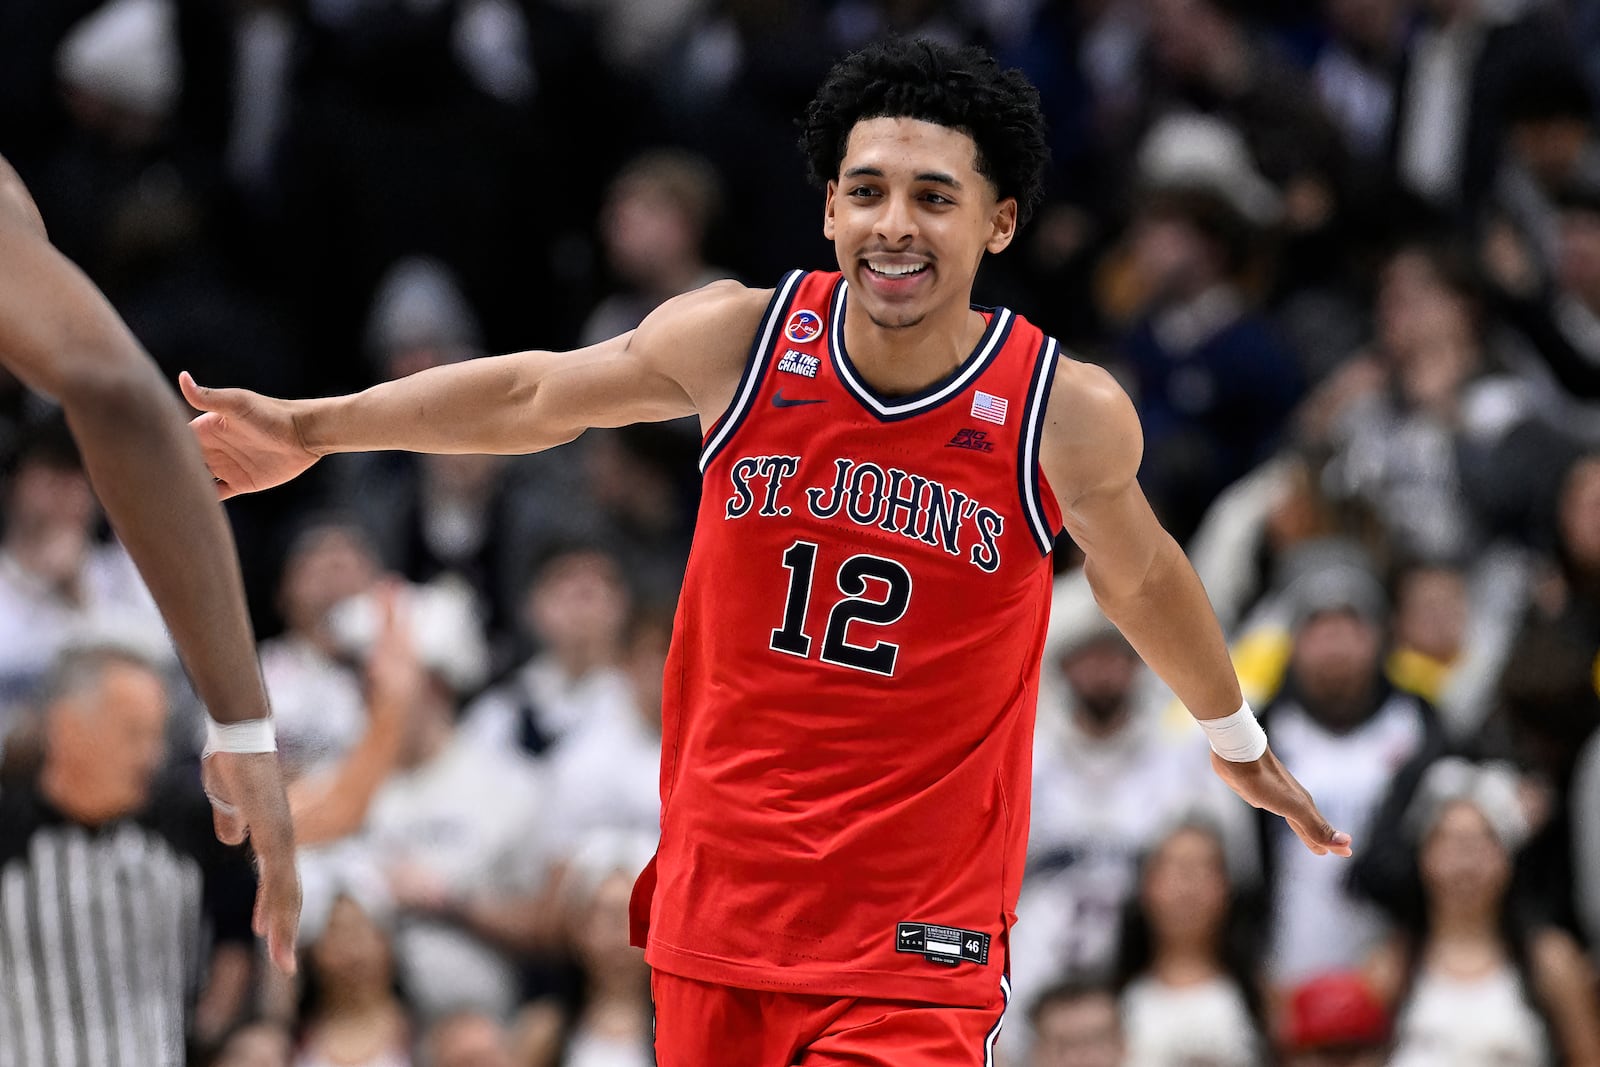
1038, 356, 1353, 858
182, 279, 770, 498
0, 154, 47, 242
0, 151, 300, 970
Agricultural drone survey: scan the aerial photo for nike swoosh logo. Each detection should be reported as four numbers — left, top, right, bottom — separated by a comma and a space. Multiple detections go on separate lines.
772, 390, 826, 408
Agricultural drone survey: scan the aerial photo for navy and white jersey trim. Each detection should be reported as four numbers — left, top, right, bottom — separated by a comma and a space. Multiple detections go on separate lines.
1019, 337, 1061, 555
983, 975, 1011, 1066
827, 279, 1015, 422
699, 270, 805, 473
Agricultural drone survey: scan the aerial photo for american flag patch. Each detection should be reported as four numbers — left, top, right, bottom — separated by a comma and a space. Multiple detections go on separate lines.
971, 391, 1008, 425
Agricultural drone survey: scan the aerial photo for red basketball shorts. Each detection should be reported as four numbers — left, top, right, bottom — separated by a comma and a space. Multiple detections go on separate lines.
650, 971, 1012, 1066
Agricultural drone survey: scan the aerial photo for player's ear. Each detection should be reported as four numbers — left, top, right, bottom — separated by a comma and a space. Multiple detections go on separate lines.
824, 180, 838, 241
986, 197, 1018, 254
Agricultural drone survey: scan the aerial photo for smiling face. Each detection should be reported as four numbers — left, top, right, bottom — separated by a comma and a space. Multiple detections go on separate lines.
824, 117, 1017, 331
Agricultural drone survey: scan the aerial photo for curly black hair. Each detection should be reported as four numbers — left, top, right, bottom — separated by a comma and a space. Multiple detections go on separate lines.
800, 38, 1050, 226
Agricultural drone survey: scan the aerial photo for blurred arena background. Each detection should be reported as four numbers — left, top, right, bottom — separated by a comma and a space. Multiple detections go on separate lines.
2, 0, 1600, 1064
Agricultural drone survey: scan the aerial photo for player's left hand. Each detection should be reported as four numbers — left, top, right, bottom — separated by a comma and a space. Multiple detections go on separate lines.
203, 751, 302, 973
1211, 747, 1354, 858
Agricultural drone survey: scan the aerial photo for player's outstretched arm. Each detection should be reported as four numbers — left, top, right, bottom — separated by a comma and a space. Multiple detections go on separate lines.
181, 280, 769, 499
1040, 358, 1353, 858
0, 151, 300, 969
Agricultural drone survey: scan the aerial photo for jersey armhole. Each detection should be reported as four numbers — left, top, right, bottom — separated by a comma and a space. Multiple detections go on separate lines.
698, 270, 805, 473
1018, 336, 1064, 556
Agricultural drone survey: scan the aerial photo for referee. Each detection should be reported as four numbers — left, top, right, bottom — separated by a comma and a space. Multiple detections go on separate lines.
0, 644, 255, 1067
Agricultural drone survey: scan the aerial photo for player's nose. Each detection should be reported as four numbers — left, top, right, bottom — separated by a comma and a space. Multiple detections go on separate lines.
873, 192, 918, 245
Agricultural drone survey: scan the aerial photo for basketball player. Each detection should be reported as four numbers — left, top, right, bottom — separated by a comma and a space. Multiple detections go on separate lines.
183, 40, 1349, 1065
0, 153, 299, 972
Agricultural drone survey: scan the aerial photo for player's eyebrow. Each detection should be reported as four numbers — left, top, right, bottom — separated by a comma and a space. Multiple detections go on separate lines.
842, 166, 963, 190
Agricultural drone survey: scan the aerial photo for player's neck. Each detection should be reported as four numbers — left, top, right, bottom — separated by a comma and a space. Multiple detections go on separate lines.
841, 297, 987, 400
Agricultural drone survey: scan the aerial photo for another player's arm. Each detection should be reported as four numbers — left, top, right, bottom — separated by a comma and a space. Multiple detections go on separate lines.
0, 154, 47, 241
0, 153, 267, 724
181, 281, 769, 498
1038, 358, 1352, 858
0, 151, 299, 969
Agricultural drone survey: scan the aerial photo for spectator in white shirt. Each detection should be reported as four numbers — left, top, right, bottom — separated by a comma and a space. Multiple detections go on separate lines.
1115, 820, 1269, 1067
1258, 543, 1447, 989
329, 579, 547, 1025
543, 602, 671, 860
463, 545, 633, 761
259, 515, 381, 777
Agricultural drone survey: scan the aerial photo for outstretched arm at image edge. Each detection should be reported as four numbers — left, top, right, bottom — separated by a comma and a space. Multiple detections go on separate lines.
181, 281, 768, 499
1041, 359, 1352, 858
0, 155, 299, 970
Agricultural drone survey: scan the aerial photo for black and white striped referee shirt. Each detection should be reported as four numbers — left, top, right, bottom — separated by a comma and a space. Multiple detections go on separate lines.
0, 768, 255, 1067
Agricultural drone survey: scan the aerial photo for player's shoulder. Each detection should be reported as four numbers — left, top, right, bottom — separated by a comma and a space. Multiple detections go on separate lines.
629, 278, 787, 402
1043, 352, 1132, 420
1038, 348, 1143, 498
1042, 350, 1139, 448
637, 279, 772, 350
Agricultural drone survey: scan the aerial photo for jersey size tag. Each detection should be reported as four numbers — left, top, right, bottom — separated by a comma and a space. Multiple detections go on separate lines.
895, 922, 990, 967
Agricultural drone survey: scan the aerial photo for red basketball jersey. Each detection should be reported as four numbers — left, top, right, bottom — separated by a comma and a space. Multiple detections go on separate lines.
630, 270, 1065, 1007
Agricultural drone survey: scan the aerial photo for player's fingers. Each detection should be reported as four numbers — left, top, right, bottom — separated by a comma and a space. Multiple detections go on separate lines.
179, 371, 248, 415
211, 800, 247, 845
1291, 819, 1328, 856
177, 371, 211, 409
1293, 811, 1352, 858
257, 870, 300, 975
202, 758, 249, 844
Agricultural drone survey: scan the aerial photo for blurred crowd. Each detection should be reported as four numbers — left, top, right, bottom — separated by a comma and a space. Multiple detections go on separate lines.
4, 0, 1600, 1063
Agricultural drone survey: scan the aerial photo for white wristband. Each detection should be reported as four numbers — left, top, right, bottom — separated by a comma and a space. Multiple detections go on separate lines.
1198, 702, 1268, 763
203, 717, 277, 756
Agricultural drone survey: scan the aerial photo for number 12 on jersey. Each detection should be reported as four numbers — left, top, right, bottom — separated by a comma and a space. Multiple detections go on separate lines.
769, 540, 912, 677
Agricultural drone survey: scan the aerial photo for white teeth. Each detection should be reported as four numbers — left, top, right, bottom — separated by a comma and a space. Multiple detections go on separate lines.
867, 262, 926, 277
